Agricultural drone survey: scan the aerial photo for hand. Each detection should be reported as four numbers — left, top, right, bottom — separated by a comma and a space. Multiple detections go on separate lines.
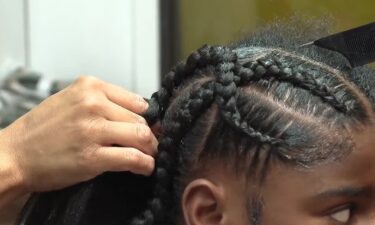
0, 76, 158, 193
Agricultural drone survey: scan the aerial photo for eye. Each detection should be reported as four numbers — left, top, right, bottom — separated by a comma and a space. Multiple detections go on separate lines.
329, 207, 352, 223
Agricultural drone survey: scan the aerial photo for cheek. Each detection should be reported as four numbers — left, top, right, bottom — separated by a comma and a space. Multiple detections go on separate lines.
261, 209, 328, 225
258, 166, 328, 225
260, 183, 328, 225
260, 184, 305, 225
221, 178, 256, 225
225, 191, 252, 225
225, 204, 249, 225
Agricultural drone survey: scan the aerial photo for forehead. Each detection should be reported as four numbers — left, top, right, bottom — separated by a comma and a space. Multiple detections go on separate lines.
265, 126, 375, 193
339, 126, 375, 180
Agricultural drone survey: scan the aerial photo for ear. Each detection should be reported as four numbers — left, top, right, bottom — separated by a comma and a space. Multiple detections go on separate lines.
182, 179, 226, 225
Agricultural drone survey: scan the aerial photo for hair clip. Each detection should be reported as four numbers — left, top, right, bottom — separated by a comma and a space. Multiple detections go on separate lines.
300, 22, 375, 67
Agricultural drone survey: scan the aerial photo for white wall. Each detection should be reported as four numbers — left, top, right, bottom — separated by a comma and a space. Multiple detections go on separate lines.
0, 0, 159, 97
0, 0, 26, 65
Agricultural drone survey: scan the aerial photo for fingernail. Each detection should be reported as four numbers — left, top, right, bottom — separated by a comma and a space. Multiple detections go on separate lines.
137, 96, 149, 111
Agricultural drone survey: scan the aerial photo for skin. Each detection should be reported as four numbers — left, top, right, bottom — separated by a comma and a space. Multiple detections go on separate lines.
0, 76, 158, 210
182, 126, 375, 225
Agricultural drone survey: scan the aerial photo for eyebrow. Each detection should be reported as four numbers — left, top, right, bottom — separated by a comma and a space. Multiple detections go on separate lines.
314, 187, 371, 199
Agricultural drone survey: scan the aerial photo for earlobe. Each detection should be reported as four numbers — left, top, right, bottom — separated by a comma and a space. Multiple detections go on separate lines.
182, 179, 226, 225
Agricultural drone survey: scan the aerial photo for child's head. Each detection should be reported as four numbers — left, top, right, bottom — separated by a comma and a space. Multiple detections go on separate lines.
138, 21, 375, 225
18, 20, 375, 225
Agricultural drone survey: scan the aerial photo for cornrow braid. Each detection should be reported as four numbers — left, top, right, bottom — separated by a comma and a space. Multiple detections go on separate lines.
133, 81, 216, 225
210, 45, 369, 149
235, 53, 366, 118
211, 46, 285, 146
137, 45, 252, 225
145, 45, 228, 125
247, 59, 349, 111
138, 45, 237, 225
212, 49, 371, 166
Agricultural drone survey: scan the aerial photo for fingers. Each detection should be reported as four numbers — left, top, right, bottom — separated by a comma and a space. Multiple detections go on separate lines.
102, 100, 147, 124
94, 147, 155, 175
72, 76, 149, 115
72, 76, 150, 124
102, 82, 149, 115
71, 77, 158, 177
98, 121, 158, 156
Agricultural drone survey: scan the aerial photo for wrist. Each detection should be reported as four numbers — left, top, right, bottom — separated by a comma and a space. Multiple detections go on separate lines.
0, 129, 27, 206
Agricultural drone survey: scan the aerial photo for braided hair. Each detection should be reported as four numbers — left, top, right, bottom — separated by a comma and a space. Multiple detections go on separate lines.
130, 42, 374, 225
17, 20, 375, 225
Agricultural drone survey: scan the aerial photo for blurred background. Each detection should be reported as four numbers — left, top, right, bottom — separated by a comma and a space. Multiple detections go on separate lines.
178, 0, 375, 59
0, 0, 375, 224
